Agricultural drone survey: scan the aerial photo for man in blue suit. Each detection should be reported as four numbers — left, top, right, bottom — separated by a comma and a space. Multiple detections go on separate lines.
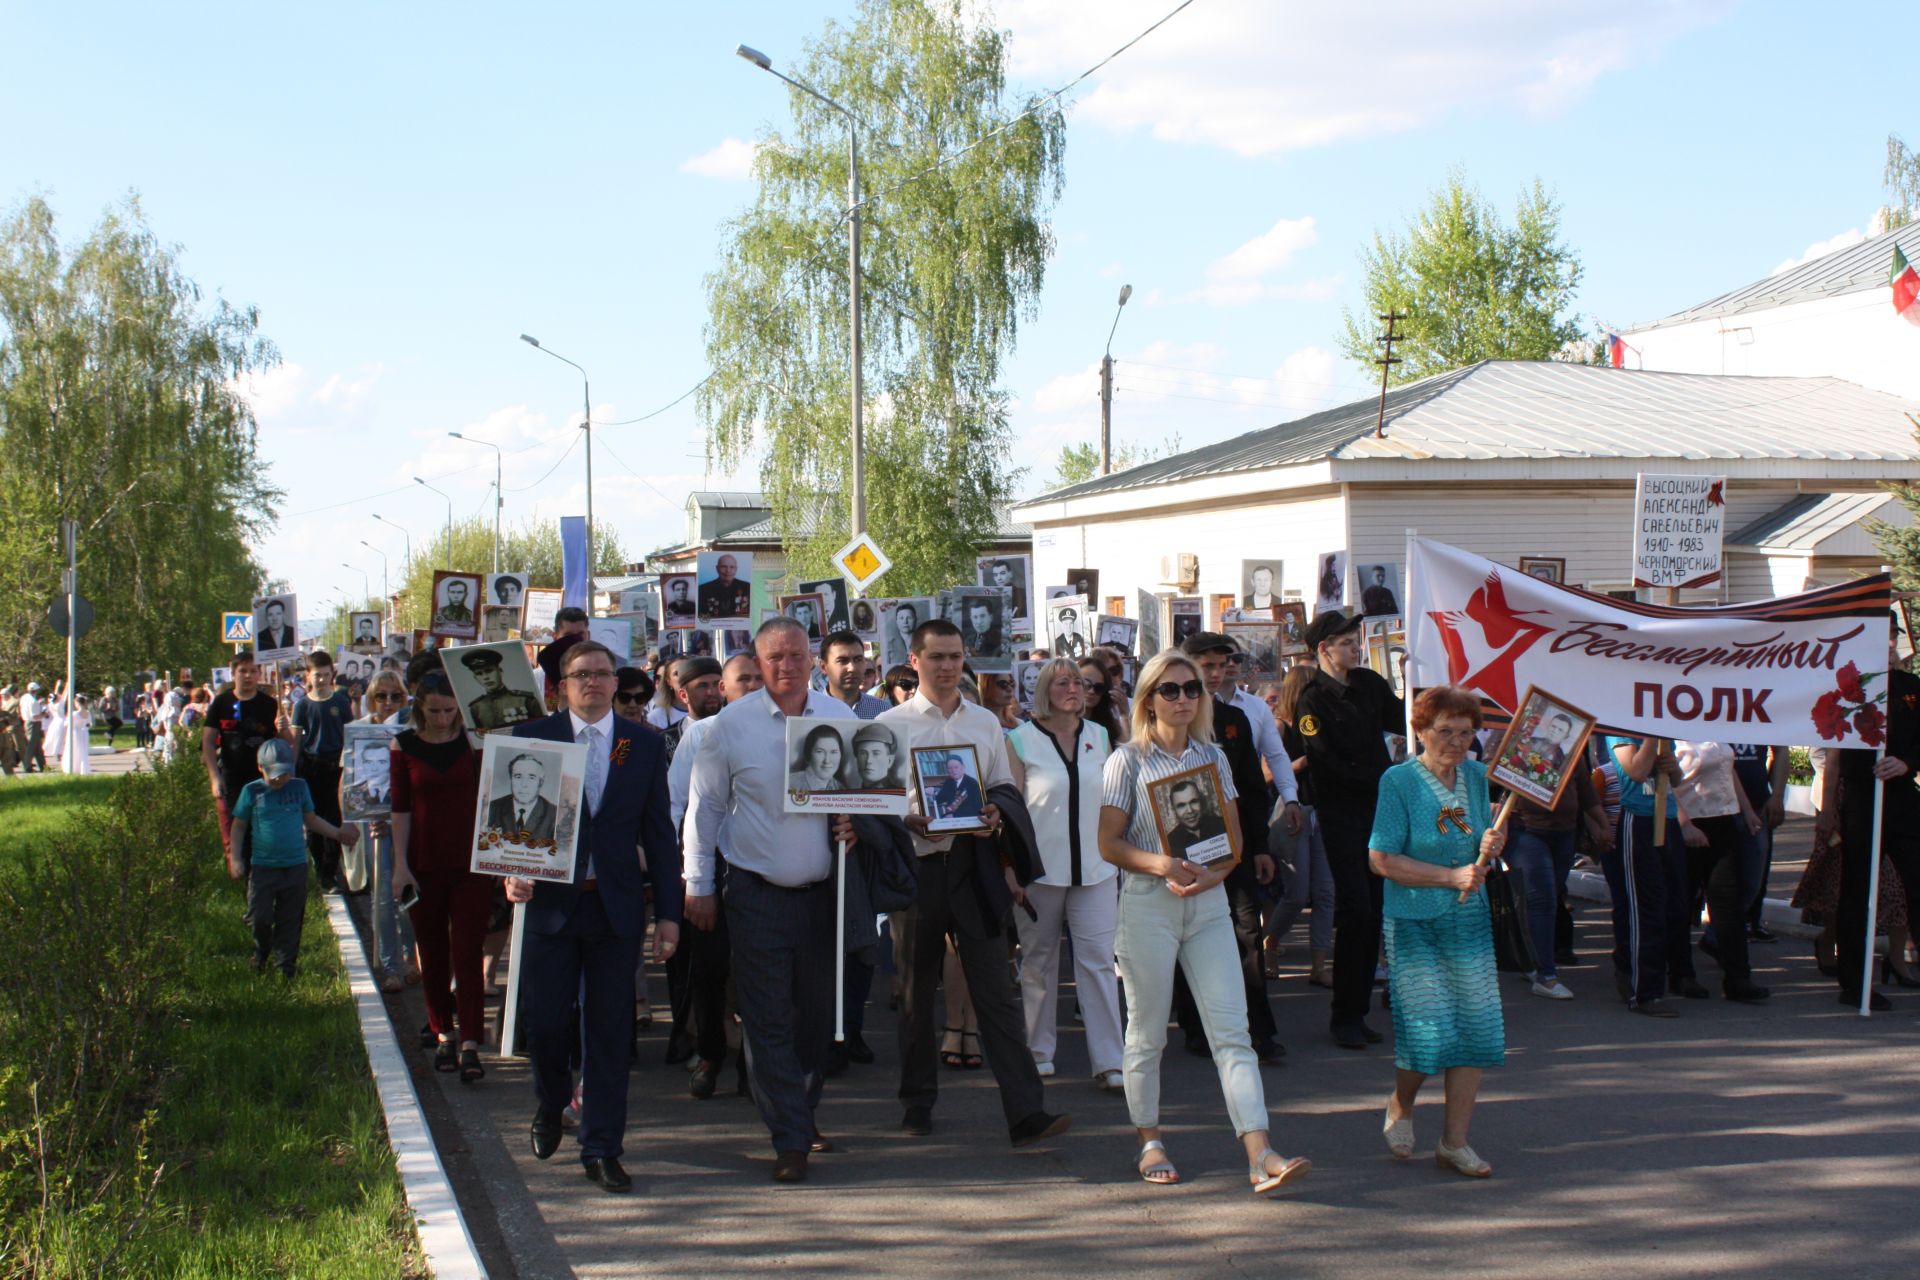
504, 638, 681, 1194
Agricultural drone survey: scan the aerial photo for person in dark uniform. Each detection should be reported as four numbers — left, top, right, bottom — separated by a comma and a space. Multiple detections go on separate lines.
435, 578, 474, 627
697, 554, 752, 621
665, 577, 697, 621
1293, 609, 1406, 1049
460, 648, 545, 731
1817, 615, 1920, 1010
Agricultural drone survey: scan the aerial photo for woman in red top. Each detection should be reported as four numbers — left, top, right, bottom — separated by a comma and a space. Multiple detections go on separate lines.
390, 673, 490, 1082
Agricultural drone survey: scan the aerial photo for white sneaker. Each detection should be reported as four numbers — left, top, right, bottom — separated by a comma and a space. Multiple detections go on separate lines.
1035, 1061, 1055, 1077
1531, 979, 1574, 1000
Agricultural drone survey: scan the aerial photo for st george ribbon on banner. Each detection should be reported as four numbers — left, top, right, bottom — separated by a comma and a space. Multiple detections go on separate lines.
1405, 536, 1891, 749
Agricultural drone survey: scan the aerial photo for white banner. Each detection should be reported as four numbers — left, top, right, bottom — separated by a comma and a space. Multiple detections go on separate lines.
1407, 537, 1891, 749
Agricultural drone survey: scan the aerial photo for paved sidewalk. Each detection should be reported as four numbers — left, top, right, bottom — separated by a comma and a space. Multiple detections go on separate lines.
348, 878, 1920, 1280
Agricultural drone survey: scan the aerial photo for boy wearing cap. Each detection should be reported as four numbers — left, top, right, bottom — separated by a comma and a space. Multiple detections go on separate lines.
229, 738, 360, 976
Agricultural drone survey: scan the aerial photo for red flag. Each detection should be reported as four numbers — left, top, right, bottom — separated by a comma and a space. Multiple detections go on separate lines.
1893, 245, 1920, 326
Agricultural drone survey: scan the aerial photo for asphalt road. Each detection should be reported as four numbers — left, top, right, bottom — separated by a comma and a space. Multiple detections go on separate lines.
356, 858, 1920, 1280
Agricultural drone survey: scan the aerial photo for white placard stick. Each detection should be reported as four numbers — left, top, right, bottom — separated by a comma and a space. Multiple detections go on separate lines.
835, 837, 848, 1044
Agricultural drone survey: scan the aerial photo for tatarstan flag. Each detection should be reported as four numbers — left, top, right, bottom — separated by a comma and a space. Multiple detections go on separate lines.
1894, 244, 1920, 325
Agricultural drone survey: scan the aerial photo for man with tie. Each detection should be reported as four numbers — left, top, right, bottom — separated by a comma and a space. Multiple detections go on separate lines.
504, 639, 680, 1194
485, 753, 558, 840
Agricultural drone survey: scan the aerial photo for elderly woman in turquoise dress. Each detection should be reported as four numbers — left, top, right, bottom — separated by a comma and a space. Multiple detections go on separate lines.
1369, 685, 1507, 1178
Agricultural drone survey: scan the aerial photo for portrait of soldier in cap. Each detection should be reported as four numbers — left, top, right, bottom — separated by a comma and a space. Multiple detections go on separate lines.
455, 645, 545, 731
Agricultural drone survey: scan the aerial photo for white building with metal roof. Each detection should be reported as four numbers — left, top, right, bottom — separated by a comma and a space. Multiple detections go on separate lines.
1011, 361, 1918, 620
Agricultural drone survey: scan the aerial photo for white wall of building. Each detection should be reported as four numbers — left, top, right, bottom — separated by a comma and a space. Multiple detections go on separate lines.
1629, 286, 1920, 402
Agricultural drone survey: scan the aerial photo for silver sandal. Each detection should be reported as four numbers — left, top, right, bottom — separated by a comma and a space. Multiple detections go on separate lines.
1137, 1139, 1179, 1185
1250, 1147, 1312, 1195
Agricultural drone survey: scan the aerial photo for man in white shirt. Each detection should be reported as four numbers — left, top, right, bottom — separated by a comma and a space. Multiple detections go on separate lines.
18, 683, 47, 773
683, 618, 858, 1183
878, 619, 1069, 1148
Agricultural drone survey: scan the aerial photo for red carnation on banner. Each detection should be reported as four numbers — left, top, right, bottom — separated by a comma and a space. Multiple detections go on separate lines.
1837, 661, 1866, 703
1854, 703, 1887, 747
1811, 664, 1887, 743
1812, 690, 1850, 741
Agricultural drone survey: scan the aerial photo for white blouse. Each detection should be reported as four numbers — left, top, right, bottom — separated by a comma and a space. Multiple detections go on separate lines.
1673, 740, 1741, 819
1009, 718, 1113, 888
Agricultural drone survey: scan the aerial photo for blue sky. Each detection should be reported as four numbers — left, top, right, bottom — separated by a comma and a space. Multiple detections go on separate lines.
5, 0, 1909, 611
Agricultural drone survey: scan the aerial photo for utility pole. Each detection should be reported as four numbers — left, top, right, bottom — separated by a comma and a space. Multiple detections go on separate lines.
1373, 310, 1407, 438
1100, 284, 1133, 476
62, 519, 77, 749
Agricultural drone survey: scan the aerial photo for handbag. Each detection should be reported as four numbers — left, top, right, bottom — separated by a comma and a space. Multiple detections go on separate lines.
1485, 859, 1538, 975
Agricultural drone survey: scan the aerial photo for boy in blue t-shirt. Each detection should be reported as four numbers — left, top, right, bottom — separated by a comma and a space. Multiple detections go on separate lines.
230, 739, 359, 976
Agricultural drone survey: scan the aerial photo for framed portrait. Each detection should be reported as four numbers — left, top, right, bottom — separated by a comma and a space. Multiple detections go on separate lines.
614, 585, 653, 616
1224, 623, 1282, 678
1312, 551, 1348, 618
1169, 597, 1203, 649
696, 551, 754, 622
976, 554, 1033, 623
346, 611, 384, 654
251, 593, 300, 664
715, 627, 753, 660
1045, 594, 1091, 660
679, 629, 716, 659
1276, 602, 1309, 655
912, 743, 990, 833
660, 573, 698, 629
469, 733, 587, 883
488, 572, 530, 611
587, 617, 636, 662
332, 648, 376, 698
341, 722, 401, 821
1012, 658, 1045, 709
383, 631, 411, 663
1486, 685, 1596, 810
782, 716, 911, 816
879, 597, 934, 672
481, 605, 519, 643
850, 597, 879, 639
778, 592, 829, 648
1043, 585, 1073, 603
1095, 614, 1139, 656
210, 665, 233, 690
1354, 561, 1402, 618
953, 587, 1013, 671
656, 630, 684, 663
1220, 607, 1272, 625
1065, 568, 1100, 605
1136, 588, 1163, 657
430, 571, 483, 641
1240, 560, 1284, 612
1147, 761, 1239, 867
441, 640, 546, 735
613, 607, 658, 648
797, 577, 853, 634
1518, 556, 1567, 584
520, 587, 563, 643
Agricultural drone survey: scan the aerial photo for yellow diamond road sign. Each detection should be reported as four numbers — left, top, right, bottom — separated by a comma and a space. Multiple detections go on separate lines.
833, 532, 892, 593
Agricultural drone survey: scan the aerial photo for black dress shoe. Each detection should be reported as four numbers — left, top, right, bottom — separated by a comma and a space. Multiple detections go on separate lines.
1182, 1031, 1212, 1058
1359, 1021, 1383, 1044
1252, 1038, 1287, 1064
1723, 978, 1771, 1004
1630, 998, 1680, 1018
689, 1059, 718, 1100
663, 1029, 693, 1066
772, 1151, 808, 1182
809, 1130, 836, 1153
1671, 976, 1710, 1000
530, 1108, 563, 1160
843, 1032, 875, 1065
900, 1105, 933, 1136
1330, 1020, 1367, 1050
1009, 1111, 1072, 1147
584, 1157, 632, 1193
1748, 923, 1777, 944
1840, 990, 1893, 1012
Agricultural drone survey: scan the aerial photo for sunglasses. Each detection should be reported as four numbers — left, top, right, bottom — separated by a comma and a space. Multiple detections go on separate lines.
1151, 679, 1205, 702
893, 678, 919, 691
372, 692, 406, 704
1084, 681, 1111, 698
613, 691, 647, 704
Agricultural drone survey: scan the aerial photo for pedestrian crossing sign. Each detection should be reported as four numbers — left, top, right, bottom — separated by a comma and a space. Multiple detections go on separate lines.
832, 532, 892, 593
222, 611, 253, 645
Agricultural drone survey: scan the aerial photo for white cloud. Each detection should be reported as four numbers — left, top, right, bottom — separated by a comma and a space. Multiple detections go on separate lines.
1772, 228, 1866, 275
681, 137, 760, 180
1187, 216, 1336, 306
996, 0, 1724, 157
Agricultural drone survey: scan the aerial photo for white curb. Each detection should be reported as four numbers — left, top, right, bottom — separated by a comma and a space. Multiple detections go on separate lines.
1566, 868, 1819, 940
325, 895, 488, 1280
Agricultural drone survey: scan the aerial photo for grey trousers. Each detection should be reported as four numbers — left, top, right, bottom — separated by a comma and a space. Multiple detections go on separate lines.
247, 863, 308, 974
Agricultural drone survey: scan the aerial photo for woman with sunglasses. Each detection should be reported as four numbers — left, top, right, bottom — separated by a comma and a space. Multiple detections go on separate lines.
390, 673, 490, 1083
881, 664, 919, 706
355, 671, 417, 991
1099, 650, 1311, 1196
1371, 685, 1506, 1176
1077, 658, 1124, 744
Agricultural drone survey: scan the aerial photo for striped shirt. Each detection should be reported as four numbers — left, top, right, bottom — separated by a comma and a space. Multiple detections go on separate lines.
1101, 737, 1241, 870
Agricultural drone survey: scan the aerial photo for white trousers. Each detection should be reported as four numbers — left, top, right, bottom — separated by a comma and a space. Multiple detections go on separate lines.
1013, 879, 1124, 1075
1113, 872, 1269, 1136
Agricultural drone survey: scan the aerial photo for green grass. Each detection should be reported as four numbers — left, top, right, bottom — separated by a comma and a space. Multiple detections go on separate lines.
0, 767, 421, 1277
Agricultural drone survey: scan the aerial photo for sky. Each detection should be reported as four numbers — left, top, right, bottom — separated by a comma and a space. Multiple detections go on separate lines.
5, 0, 1911, 614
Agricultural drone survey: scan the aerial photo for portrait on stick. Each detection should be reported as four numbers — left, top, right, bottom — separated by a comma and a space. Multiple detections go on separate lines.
1486, 685, 1595, 809
470, 733, 586, 883
430, 571, 483, 642
782, 717, 911, 816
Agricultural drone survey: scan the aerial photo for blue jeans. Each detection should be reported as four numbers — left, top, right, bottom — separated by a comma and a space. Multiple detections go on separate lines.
1507, 826, 1576, 981
369, 831, 417, 977
1264, 805, 1334, 953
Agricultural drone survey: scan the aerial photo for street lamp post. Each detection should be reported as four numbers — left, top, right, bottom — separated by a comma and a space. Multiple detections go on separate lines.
737, 43, 866, 536
359, 540, 389, 615
371, 514, 411, 572
413, 477, 453, 571
342, 562, 370, 607
447, 430, 503, 575
1100, 283, 1133, 476
519, 335, 594, 574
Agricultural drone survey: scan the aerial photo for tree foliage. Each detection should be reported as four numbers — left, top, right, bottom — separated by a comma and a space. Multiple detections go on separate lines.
1339, 173, 1583, 384
0, 195, 280, 684
699, 0, 1065, 593
1883, 133, 1918, 231
1048, 434, 1182, 491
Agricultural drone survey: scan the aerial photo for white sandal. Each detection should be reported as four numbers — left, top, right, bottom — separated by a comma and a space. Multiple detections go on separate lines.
1250, 1148, 1311, 1195
1383, 1097, 1414, 1158
1137, 1139, 1179, 1185
1436, 1141, 1492, 1178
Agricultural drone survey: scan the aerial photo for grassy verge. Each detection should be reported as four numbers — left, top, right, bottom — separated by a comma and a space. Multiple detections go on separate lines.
0, 766, 421, 1277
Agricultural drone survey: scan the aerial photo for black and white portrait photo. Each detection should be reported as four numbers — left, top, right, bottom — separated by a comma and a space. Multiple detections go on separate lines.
1241, 561, 1283, 611
443, 641, 545, 734
1136, 589, 1163, 657
715, 628, 753, 660
661, 574, 698, 629
341, 722, 401, 820
616, 590, 661, 642
851, 597, 878, 638
481, 605, 518, 643
912, 744, 989, 832
696, 551, 754, 622
780, 592, 828, 646
1013, 659, 1044, 709
1314, 551, 1348, 618
383, 631, 412, 663
975, 554, 1032, 623
1066, 568, 1100, 606
348, 611, 383, 654
430, 571, 483, 641
1095, 615, 1139, 656
489, 572, 529, 610
1356, 562, 1401, 618
251, 593, 299, 662
1046, 595, 1091, 660
879, 597, 933, 672
470, 733, 587, 883
1147, 762, 1236, 866
781, 717, 911, 815
797, 578, 853, 634
954, 587, 1011, 670
1169, 597, 1203, 648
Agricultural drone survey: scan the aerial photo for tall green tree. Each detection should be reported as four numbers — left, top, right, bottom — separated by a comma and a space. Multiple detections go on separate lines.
0, 195, 279, 684
1048, 434, 1181, 491
1882, 132, 1917, 231
1339, 173, 1583, 384
699, 0, 1065, 592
